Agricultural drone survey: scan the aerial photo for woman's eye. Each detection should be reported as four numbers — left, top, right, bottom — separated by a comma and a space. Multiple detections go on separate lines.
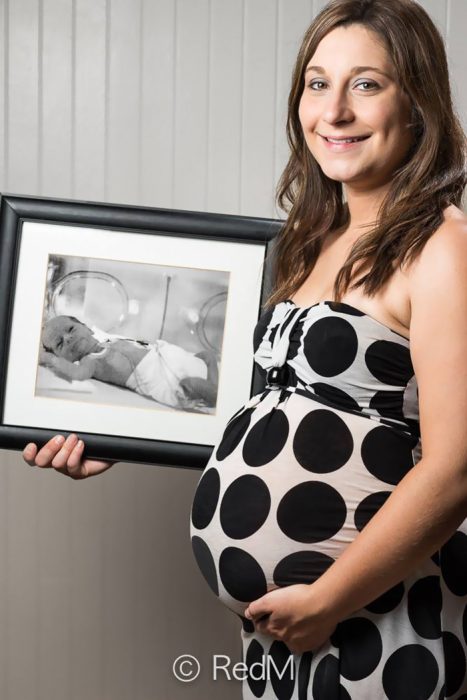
308, 80, 327, 90
307, 79, 379, 91
355, 80, 378, 90
57, 340, 63, 349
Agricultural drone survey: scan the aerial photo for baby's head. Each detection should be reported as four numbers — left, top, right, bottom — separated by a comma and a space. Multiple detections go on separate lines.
42, 315, 100, 362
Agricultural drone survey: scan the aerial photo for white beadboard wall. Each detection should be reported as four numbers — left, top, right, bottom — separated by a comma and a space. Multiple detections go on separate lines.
0, 2, 465, 699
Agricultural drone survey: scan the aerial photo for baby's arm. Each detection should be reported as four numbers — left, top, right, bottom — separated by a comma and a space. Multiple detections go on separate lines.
39, 350, 97, 382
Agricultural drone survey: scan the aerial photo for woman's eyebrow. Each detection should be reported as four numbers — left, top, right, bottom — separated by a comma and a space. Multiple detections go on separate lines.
305, 65, 392, 79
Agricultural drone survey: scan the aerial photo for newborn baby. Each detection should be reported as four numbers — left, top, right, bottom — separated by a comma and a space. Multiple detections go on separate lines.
39, 315, 218, 410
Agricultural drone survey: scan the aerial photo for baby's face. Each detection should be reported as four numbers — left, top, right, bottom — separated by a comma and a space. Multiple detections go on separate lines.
42, 316, 99, 362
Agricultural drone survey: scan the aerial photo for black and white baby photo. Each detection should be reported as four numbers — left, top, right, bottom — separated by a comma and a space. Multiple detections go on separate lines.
36, 254, 229, 414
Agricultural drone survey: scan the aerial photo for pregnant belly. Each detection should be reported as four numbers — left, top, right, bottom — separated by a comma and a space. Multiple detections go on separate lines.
189, 390, 417, 616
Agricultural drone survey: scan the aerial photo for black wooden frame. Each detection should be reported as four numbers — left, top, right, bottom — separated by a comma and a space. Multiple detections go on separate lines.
0, 193, 281, 469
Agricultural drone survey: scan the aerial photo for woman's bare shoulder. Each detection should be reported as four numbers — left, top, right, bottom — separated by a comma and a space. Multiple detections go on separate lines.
407, 204, 467, 292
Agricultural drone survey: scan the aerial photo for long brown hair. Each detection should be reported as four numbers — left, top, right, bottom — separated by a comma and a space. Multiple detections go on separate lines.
266, 0, 466, 308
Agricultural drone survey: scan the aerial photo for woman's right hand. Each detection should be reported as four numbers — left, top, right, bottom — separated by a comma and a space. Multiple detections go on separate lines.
22, 434, 116, 479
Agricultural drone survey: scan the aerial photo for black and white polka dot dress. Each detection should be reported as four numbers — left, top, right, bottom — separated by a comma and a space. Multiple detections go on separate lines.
190, 299, 467, 699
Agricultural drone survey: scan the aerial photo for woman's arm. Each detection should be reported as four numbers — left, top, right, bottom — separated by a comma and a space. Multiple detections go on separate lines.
307, 218, 467, 621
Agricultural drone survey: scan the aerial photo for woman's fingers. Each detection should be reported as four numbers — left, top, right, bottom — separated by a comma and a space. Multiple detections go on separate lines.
31, 435, 66, 467
22, 435, 115, 479
66, 439, 86, 475
23, 443, 39, 466
51, 433, 79, 469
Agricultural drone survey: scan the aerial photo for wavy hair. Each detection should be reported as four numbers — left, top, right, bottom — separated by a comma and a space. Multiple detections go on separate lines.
266, 0, 466, 308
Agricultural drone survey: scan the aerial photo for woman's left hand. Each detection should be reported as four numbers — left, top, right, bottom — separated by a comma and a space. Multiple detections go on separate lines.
244, 584, 340, 655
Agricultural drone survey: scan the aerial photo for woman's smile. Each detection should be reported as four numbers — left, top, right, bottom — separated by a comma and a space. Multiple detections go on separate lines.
318, 133, 372, 151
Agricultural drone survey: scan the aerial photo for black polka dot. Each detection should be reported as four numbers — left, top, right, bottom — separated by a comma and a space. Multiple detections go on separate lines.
269, 640, 296, 699
407, 576, 442, 639
298, 651, 313, 700
273, 550, 335, 587
440, 530, 467, 596
443, 630, 466, 696
365, 339, 414, 385
220, 475, 271, 539
361, 425, 416, 485
191, 536, 218, 596
219, 547, 267, 602
242, 409, 289, 467
355, 491, 391, 531
303, 316, 358, 377
245, 638, 267, 697
311, 382, 361, 411
277, 481, 347, 543
365, 581, 405, 614
237, 613, 255, 633
191, 467, 220, 529
382, 644, 439, 700
312, 653, 351, 699
370, 388, 407, 425
215, 407, 255, 461
293, 409, 353, 473
331, 616, 382, 680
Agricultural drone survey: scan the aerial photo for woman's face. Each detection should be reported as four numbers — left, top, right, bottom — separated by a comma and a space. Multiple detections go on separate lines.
298, 23, 414, 190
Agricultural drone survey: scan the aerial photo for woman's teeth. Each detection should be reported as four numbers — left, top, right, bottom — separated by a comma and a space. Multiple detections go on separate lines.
325, 136, 368, 143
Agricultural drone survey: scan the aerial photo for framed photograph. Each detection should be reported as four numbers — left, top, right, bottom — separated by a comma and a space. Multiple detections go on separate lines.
0, 194, 281, 468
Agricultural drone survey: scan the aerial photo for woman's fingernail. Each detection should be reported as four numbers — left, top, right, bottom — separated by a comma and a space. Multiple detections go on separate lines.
55, 435, 65, 445
77, 440, 83, 449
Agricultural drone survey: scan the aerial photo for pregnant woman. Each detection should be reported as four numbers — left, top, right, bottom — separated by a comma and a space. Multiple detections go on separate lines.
24, 1, 467, 698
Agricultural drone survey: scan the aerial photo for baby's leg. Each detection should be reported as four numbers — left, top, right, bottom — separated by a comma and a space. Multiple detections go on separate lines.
179, 377, 218, 406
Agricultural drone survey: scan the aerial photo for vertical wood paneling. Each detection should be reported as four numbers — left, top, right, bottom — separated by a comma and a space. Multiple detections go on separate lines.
173, 0, 210, 210
37, 473, 72, 700
206, 0, 243, 215
240, 0, 278, 217
102, 466, 137, 700
0, 453, 9, 700
0, 18, 8, 700
140, 0, 175, 208
7, 0, 39, 193
274, 0, 313, 203
106, 0, 142, 204
8, 458, 40, 700
447, 0, 467, 131
74, 0, 106, 200
69, 478, 105, 700
40, 0, 73, 196
0, 0, 6, 190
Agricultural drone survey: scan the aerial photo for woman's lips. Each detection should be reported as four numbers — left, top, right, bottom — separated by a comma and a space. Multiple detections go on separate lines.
319, 134, 371, 151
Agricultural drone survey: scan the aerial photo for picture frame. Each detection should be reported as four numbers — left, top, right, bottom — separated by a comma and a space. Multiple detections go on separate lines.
0, 194, 281, 469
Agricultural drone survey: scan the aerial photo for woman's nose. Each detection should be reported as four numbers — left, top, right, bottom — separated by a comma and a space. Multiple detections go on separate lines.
322, 91, 354, 124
